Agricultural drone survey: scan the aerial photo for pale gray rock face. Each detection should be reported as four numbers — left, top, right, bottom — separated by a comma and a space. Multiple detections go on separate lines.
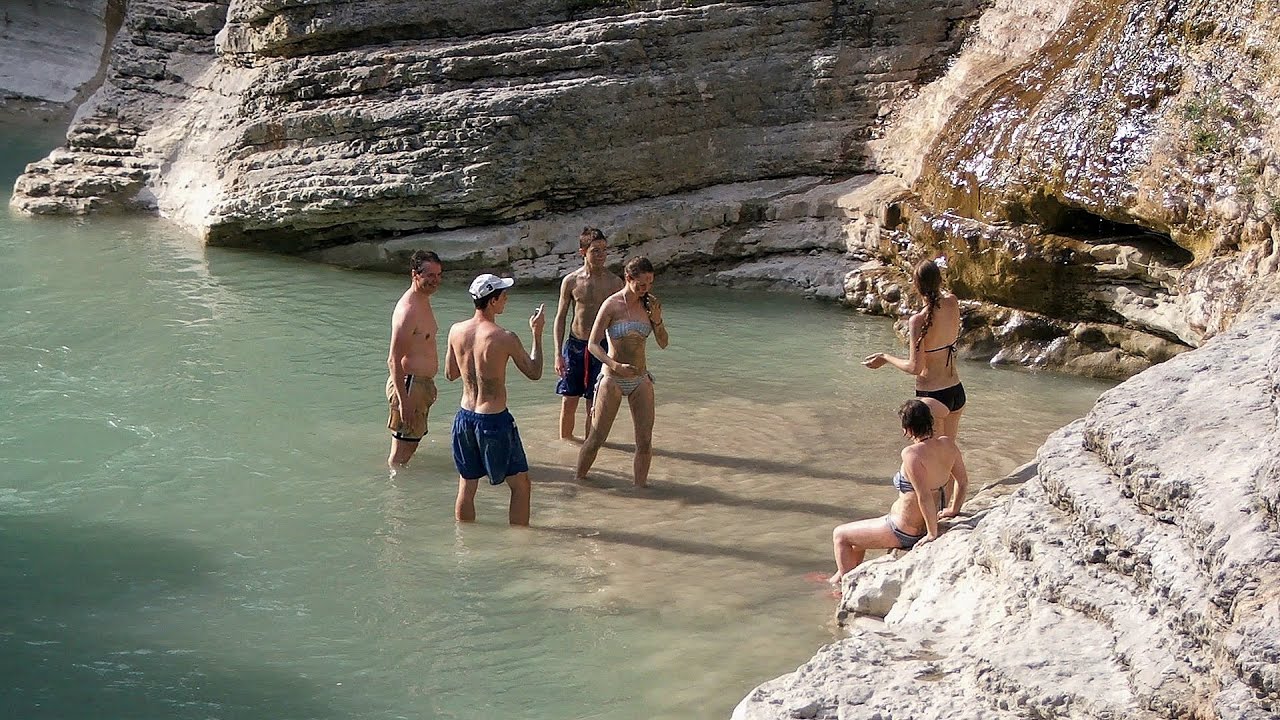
306, 176, 866, 298
11, 0, 985, 246
10, 0, 232, 215
0, 0, 115, 105
9, 0, 1280, 378
735, 306, 1280, 719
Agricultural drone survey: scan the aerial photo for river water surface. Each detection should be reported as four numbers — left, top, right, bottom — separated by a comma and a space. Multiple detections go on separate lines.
1, 137, 1114, 719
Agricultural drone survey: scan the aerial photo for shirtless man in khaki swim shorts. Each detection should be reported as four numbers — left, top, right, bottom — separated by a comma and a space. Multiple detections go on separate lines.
387, 250, 443, 467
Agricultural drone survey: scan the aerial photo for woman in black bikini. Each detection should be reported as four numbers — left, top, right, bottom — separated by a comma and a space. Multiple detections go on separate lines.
862, 258, 966, 440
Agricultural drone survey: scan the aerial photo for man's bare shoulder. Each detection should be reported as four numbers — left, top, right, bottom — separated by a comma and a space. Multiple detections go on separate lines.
448, 318, 475, 338
392, 288, 414, 316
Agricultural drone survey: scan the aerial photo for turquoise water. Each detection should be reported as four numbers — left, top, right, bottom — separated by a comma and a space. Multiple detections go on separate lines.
1, 137, 1115, 719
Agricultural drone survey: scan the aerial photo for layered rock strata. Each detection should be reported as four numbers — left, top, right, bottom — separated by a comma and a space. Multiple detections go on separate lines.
10, 0, 1280, 377
307, 175, 868, 299
10, 0, 232, 214
11, 0, 984, 242
734, 304, 1280, 720
0, 0, 120, 122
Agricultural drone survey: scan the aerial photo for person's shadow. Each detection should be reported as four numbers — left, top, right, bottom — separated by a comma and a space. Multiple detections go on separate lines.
531, 458, 873, 520
537, 524, 817, 572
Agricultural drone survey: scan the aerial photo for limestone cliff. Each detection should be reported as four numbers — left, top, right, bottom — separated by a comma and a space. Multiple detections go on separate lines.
0, 0, 122, 124
844, 0, 1280, 376
7, 3, 1280, 718
9, 0, 980, 246
733, 302, 1280, 720
7, 0, 1280, 372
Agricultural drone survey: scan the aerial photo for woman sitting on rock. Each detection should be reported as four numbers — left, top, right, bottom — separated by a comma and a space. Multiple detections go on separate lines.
828, 398, 969, 584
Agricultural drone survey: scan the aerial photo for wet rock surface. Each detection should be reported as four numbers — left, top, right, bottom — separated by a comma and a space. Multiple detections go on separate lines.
903, 0, 1280, 343
735, 306, 1280, 720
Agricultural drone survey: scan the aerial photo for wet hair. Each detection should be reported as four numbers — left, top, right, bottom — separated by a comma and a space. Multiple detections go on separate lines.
624, 256, 655, 280
580, 227, 606, 251
410, 250, 442, 275
899, 399, 934, 439
473, 288, 504, 310
912, 259, 943, 355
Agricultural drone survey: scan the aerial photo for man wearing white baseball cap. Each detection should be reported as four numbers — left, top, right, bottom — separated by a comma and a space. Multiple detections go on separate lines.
444, 273, 546, 525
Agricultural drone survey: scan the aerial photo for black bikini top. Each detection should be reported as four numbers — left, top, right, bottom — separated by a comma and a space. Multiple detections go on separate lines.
923, 342, 957, 367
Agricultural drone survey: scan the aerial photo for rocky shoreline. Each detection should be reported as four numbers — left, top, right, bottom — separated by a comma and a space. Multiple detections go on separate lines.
734, 303, 1280, 719
732, 302, 1280, 717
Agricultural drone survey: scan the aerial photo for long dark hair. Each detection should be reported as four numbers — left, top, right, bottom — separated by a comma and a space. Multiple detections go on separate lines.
912, 259, 942, 355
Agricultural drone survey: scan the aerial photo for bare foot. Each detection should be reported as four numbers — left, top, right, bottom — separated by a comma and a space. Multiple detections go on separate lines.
940, 509, 959, 520
798, 571, 839, 584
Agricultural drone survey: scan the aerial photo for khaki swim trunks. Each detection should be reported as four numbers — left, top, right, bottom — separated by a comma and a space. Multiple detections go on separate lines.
386, 374, 437, 442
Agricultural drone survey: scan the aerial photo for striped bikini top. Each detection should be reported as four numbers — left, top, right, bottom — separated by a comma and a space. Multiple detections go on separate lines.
607, 319, 651, 340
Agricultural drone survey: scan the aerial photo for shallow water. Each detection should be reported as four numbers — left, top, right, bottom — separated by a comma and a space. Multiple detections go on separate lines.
0, 136, 1114, 719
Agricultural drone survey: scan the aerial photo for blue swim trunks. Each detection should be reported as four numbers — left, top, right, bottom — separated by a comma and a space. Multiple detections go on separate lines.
451, 408, 529, 486
556, 335, 607, 400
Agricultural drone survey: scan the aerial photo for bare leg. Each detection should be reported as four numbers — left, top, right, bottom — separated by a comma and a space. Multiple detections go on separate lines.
828, 517, 902, 584
941, 408, 964, 516
388, 438, 418, 467
942, 407, 963, 440
627, 379, 656, 487
584, 397, 595, 440
576, 378, 623, 480
455, 477, 479, 523
559, 396, 580, 440
507, 472, 531, 526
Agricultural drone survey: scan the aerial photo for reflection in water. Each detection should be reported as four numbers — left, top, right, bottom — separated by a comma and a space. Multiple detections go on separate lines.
0, 194, 1115, 719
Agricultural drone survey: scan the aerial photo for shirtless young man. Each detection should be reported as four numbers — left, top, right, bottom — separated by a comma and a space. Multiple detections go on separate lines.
553, 228, 623, 440
444, 274, 545, 526
386, 250, 443, 467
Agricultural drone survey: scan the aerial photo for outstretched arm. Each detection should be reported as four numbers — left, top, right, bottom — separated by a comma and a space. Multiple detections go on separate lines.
511, 304, 546, 380
863, 316, 922, 375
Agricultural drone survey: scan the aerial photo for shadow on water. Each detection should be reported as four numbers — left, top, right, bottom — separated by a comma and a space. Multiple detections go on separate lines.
0, 515, 340, 720
531, 462, 864, 520
602, 441, 851, 482
538, 525, 816, 571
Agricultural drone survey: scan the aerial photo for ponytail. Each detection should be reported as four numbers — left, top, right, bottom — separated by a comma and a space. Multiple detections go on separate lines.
912, 260, 943, 354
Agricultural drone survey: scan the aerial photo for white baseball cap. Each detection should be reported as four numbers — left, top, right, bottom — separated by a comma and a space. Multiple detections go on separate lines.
468, 273, 515, 300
